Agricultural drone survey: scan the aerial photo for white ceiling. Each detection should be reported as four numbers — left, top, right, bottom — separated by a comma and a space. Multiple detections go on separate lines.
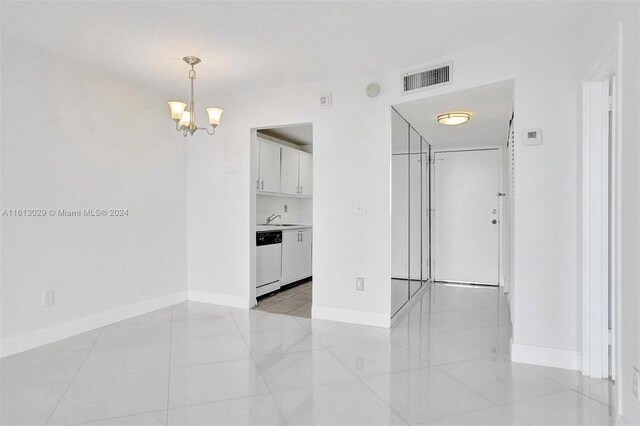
259, 124, 313, 146
393, 80, 514, 148
1, 1, 534, 96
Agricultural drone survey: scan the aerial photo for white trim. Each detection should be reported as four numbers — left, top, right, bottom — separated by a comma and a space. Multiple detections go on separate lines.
188, 290, 254, 309
430, 145, 502, 153
582, 78, 611, 379
580, 26, 621, 381
1, 290, 188, 358
312, 305, 390, 328
512, 343, 581, 370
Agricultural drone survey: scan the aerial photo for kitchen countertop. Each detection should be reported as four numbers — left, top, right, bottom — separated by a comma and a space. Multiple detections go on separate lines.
256, 224, 312, 232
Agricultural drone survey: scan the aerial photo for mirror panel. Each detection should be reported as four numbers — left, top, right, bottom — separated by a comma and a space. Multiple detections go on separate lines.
391, 109, 431, 317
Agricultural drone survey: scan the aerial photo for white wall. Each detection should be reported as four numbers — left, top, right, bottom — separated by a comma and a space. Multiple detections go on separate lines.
0, 40, 187, 356
187, 3, 636, 352
188, 74, 395, 324
187, 35, 520, 327
509, 24, 587, 367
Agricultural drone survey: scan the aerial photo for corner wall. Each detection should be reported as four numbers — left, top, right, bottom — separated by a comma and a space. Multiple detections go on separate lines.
0, 40, 188, 356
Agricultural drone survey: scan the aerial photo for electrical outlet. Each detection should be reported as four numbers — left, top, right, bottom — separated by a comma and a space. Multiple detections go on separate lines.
42, 289, 54, 307
356, 277, 365, 291
633, 366, 640, 401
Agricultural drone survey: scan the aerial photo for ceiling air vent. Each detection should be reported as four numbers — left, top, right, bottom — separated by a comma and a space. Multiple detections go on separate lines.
402, 62, 452, 94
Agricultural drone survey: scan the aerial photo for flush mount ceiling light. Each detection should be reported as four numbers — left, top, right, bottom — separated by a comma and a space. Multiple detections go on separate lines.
437, 112, 471, 126
168, 56, 223, 137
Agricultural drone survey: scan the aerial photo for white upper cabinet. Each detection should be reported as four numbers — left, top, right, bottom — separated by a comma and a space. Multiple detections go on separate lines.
280, 148, 300, 196
298, 152, 313, 197
257, 137, 312, 198
258, 139, 281, 193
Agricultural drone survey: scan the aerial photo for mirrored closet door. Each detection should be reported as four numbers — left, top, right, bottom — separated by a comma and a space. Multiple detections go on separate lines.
391, 109, 430, 317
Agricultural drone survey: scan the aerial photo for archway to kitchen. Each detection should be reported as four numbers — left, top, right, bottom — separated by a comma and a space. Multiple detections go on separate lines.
250, 123, 313, 318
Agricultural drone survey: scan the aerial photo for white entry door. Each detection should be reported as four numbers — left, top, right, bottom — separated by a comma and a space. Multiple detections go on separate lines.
433, 149, 500, 285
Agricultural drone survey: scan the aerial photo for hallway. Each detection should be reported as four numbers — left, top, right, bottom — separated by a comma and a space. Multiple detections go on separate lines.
1, 284, 616, 425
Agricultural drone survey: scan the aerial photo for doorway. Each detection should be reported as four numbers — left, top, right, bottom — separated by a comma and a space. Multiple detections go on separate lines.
432, 148, 501, 285
390, 80, 515, 321
251, 123, 313, 318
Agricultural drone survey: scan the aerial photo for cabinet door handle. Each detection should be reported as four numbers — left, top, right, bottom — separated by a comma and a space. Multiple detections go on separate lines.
300, 232, 303, 242
261, 180, 264, 190
299, 186, 303, 194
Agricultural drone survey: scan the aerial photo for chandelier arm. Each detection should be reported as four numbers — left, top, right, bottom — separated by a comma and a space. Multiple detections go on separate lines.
197, 126, 216, 136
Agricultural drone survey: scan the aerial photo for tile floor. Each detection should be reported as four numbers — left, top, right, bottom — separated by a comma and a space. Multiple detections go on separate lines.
1, 283, 617, 425
255, 280, 312, 318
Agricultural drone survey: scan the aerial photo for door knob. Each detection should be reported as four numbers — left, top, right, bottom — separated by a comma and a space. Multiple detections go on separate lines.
492, 219, 498, 224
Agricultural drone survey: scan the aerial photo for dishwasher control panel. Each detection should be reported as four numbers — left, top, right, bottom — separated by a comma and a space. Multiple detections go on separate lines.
257, 231, 282, 246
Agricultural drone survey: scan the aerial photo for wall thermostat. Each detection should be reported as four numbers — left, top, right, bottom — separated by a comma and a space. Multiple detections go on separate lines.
319, 92, 332, 108
366, 83, 380, 98
524, 129, 542, 146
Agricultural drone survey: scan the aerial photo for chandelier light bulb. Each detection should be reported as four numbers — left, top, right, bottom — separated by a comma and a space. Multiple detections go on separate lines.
206, 107, 224, 127
168, 101, 187, 121
179, 110, 191, 128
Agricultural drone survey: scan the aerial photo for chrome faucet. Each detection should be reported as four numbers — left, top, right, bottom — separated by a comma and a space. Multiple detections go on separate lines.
265, 214, 281, 224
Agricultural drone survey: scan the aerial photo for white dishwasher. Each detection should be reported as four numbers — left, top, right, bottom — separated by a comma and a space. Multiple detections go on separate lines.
256, 230, 282, 297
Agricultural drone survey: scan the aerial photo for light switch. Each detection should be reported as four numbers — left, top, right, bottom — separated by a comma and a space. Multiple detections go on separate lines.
354, 203, 367, 215
524, 129, 542, 146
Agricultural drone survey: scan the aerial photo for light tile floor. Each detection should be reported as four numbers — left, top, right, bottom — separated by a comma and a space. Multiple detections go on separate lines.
1, 283, 617, 425
255, 280, 312, 318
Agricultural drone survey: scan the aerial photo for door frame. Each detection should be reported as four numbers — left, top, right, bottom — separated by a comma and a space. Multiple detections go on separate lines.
250, 123, 314, 309
430, 145, 505, 286
581, 44, 620, 380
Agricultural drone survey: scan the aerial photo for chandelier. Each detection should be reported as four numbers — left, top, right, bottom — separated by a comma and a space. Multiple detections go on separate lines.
167, 56, 223, 137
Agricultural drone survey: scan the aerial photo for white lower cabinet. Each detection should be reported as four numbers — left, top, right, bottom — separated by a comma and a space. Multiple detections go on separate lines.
281, 229, 312, 284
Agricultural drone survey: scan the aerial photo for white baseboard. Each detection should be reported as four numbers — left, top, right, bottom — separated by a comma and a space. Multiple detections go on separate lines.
188, 290, 253, 309
511, 342, 581, 370
1, 290, 188, 358
312, 305, 390, 328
